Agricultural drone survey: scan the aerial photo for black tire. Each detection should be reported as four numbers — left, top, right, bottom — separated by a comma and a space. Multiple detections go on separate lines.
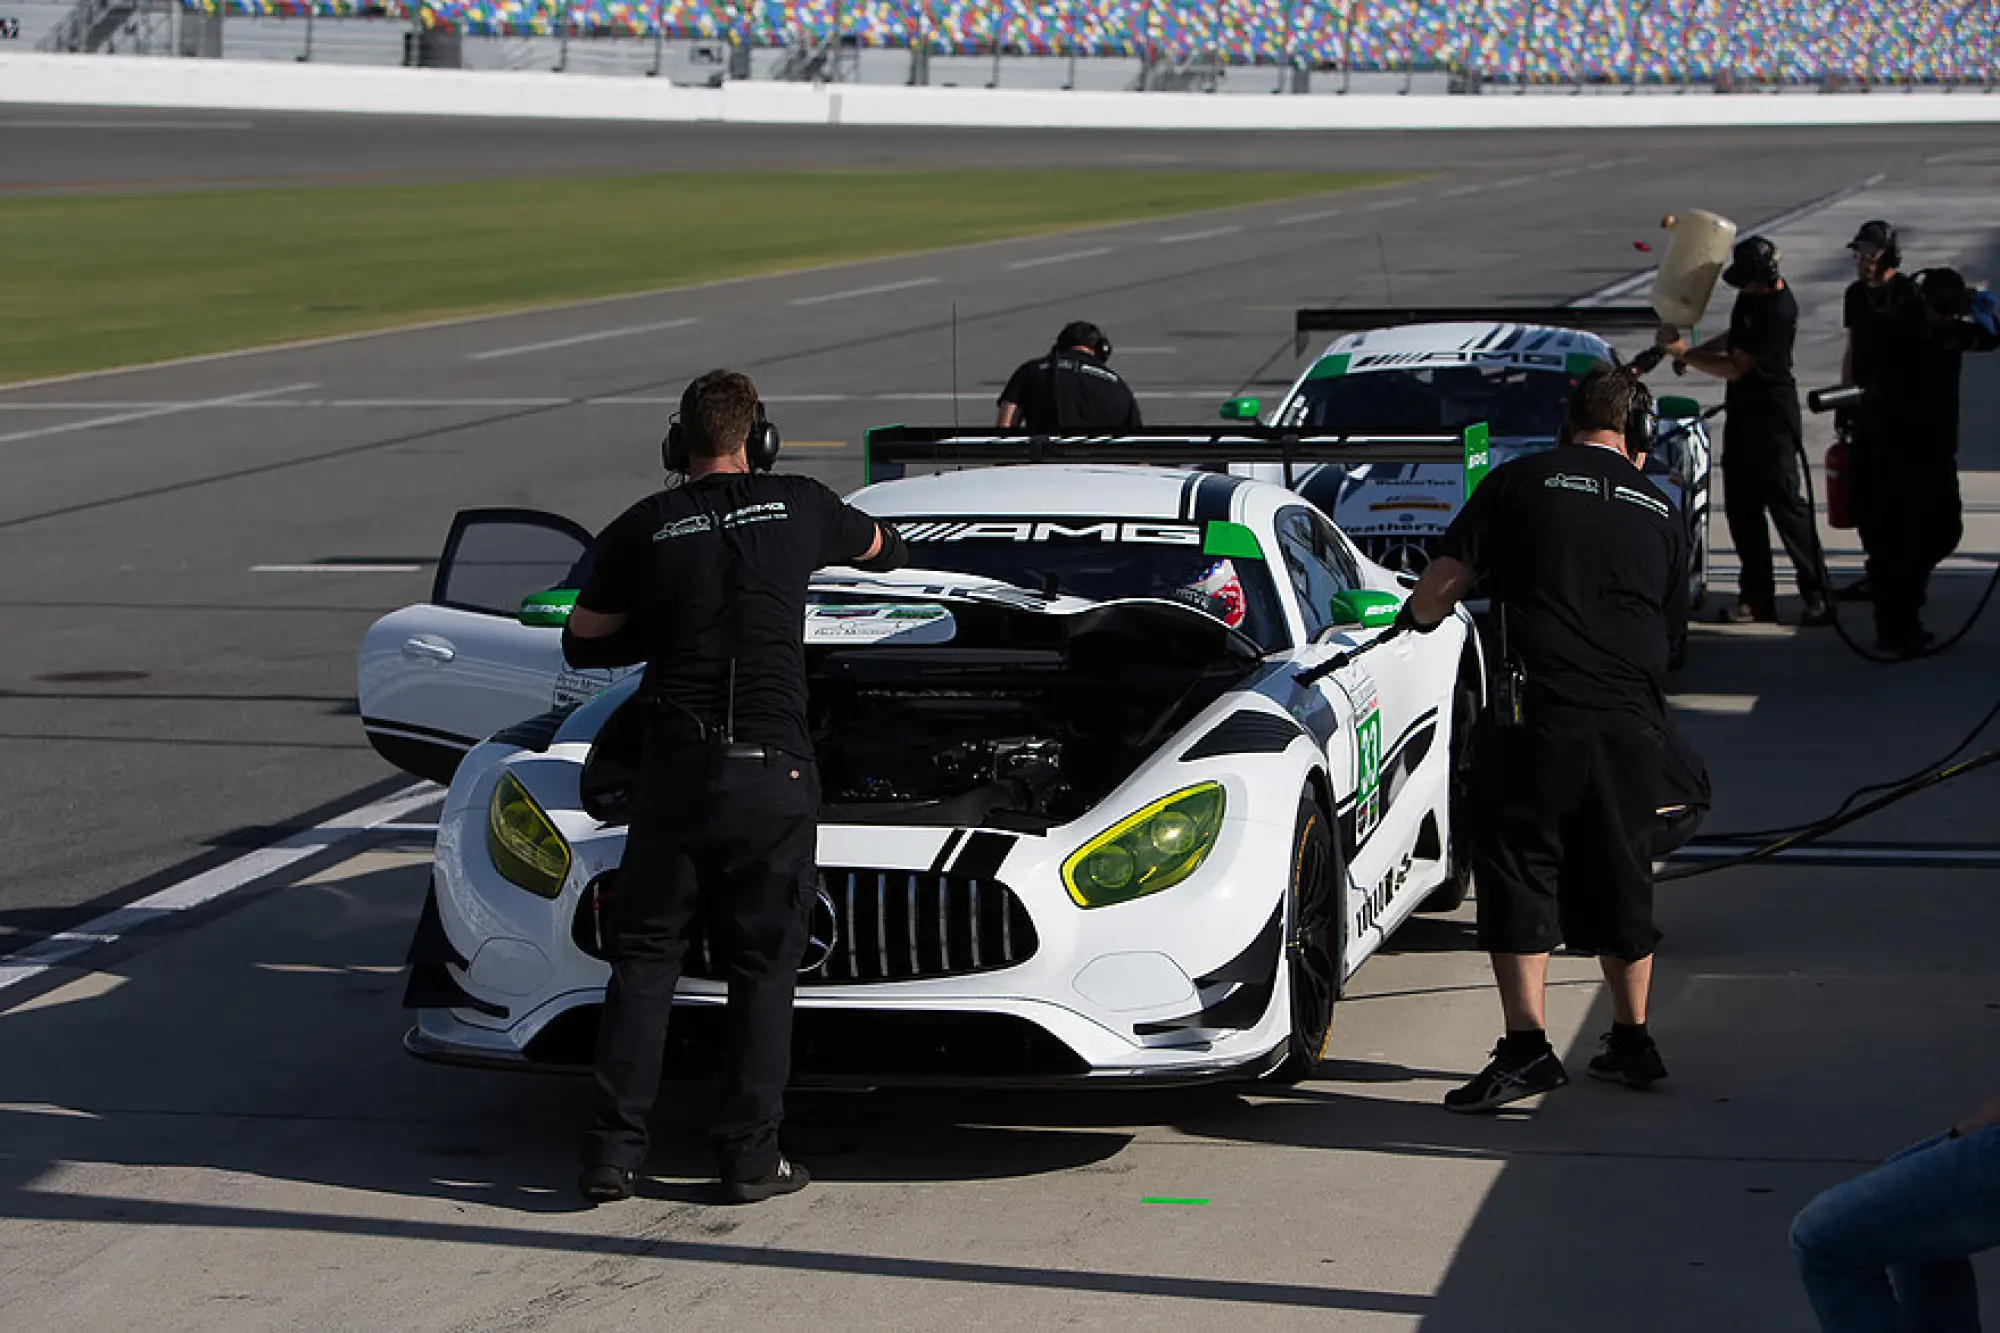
1421, 668, 1479, 913
1269, 790, 1342, 1084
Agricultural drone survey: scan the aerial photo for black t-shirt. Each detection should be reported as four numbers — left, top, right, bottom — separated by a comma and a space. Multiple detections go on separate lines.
576, 473, 880, 757
1725, 285, 1802, 441
1844, 274, 1915, 391
1435, 443, 1688, 723
999, 352, 1143, 434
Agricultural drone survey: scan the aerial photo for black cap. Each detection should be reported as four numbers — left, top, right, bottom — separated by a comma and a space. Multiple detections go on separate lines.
1724, 235, 1782, 288
1847, 220, 1895, 254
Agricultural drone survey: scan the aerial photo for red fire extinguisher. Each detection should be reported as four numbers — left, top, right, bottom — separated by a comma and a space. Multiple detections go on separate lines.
1824, 433, 1857, 530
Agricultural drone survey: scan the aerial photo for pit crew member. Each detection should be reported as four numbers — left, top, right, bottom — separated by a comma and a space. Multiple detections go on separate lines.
564, 370, 905, 1205
1396, 364, 1690, 1113
1658, 235, 1834, 628
1835, 220, 1915, 605
997, 320, 1143, 434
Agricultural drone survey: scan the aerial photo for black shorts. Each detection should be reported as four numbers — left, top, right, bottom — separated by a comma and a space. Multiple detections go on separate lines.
1471, 710, 1665, 960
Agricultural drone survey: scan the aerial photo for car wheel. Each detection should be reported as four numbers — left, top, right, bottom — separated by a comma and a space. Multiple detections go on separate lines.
1269, 790, 1341, 1084
1421, 668, 1479, 913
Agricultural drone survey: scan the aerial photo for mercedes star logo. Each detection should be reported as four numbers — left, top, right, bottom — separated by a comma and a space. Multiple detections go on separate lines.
798, 888, 840, 975
1378, 542, 1432, 575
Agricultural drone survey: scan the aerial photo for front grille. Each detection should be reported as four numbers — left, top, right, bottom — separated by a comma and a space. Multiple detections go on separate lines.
575, 868, 1039, 984
1353, 533, 1438, 574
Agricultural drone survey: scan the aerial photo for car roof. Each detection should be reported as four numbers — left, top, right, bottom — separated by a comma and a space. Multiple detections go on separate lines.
1316, 320, 1616, 368
851, 464, 1257, 521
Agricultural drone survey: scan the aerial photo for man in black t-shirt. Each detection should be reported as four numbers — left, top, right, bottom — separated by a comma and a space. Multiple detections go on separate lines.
1837, 221, 1916, 605
997, 320, 1143, 434
564, 370, 906, 1206
1396, 364, 1693, 1114
1658, 235, 1832, 627
1855, 267, 2000, 655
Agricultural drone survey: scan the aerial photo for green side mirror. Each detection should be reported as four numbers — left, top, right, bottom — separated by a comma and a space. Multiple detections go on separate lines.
519, 589, 578, 628
1328, 588, 1401, 630
1656, 395, 1701, 420
1219, 396, 1261, 422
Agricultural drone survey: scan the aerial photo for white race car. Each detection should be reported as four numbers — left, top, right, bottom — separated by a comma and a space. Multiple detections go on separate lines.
1221, 305, 1715, 613
359, 431, 1485, 1086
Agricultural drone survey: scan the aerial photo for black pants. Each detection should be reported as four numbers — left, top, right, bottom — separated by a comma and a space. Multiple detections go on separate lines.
1862, 445, 1962, 642
1471, 709, 1665, 960
583, 744, 819, 1182
1722, 429, 1825, 613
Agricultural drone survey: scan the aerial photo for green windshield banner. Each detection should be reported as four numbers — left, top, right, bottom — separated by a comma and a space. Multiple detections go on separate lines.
1462, 422, 1491, 500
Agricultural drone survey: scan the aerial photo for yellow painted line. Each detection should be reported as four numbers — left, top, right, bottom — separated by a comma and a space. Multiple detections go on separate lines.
786, 440, 850, 450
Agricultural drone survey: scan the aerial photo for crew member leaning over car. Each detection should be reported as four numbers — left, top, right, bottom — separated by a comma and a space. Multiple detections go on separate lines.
1396, 363, 1694, 1114
562, 369, 906, 1207
997, 320, 1144, 434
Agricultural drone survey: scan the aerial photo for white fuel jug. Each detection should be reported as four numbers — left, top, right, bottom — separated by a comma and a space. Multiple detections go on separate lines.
1651, 210, 1738, 328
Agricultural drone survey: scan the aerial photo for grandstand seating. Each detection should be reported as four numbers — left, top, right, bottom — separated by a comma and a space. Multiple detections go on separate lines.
171, 0, 1996, 84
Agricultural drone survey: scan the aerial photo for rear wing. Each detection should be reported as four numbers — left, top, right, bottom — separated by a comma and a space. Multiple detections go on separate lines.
1292, 305, 1661, 356
861, 424, 1495, 498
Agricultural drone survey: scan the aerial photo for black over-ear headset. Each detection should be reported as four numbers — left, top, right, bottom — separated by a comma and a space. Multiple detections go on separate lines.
1555, 366, 1654, 458
663, 399, 782, 474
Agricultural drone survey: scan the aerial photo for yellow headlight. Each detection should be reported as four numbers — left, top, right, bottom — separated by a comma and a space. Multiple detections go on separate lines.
487, 771, 571, 899
1062, 782, 1225, 909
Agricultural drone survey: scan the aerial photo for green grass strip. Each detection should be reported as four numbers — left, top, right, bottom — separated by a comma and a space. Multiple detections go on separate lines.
1, 169, 1402, 384
1141, 1196, 1212, 1206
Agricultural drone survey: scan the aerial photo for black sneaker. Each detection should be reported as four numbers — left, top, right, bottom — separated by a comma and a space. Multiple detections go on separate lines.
1721, 602, 1777, 625
579, 1164, 636, 1204
1586, 1032, 1669, 1089
1799, 598, 1837, 628
1833, 577, 1873, 603
718, 1156, 811, 1205
1443, 1044, 1569, 1114
1875, 630, 1936, 660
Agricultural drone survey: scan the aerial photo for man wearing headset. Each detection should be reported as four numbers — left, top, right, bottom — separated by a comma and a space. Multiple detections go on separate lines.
1657, 235, 1834, 629
996, 320, 1143, 433
563, 369, 906, 1207
1395, 364, 1690, 1113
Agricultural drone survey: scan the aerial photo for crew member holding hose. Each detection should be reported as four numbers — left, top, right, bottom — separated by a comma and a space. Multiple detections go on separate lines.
1834, 221, 1915, 607
1657, 236, 1835, 629
1848, 267, 2000, 657
1394, 364, 1690, 1112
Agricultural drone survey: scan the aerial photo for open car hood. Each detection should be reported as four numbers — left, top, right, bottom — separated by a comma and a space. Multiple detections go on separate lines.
808, 568, 1267, 662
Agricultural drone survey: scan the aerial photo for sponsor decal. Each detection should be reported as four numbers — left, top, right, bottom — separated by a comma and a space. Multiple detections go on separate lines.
652, 514, 714, 541
1368, 495, 1457, 513
805, 602, 957, 644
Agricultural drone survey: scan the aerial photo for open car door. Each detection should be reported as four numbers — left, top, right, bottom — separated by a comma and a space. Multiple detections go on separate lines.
357, 508, 633, 784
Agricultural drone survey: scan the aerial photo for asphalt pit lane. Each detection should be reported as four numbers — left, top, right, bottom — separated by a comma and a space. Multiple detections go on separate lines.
34, 670, 148, 684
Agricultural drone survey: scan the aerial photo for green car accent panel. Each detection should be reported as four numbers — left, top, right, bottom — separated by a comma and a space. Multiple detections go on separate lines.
1327, 588, 1401, 629
1202, 520, 1264, 559
1305, 353, 1353, 381
518, 589, 578, 628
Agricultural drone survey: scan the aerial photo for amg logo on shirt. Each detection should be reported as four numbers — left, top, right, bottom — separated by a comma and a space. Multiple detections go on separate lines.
1544, 474, 1605, 498
897, 519, 1202, 546
651, 501, 792, 541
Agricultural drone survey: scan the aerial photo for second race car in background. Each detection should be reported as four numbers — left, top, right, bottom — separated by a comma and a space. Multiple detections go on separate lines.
1220, 305, 1715, 614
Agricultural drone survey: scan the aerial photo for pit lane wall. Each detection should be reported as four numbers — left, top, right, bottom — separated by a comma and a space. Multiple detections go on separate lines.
5, 52, 2000, 129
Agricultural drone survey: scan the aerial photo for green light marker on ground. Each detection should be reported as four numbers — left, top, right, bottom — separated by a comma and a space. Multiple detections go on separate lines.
1141, 1196, 1211, 1206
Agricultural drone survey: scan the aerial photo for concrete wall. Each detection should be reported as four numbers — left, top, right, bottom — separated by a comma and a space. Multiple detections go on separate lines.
4, 50, 2000, 128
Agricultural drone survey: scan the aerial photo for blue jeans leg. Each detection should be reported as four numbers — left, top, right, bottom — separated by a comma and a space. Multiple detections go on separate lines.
1790, 1126, 2000, 1332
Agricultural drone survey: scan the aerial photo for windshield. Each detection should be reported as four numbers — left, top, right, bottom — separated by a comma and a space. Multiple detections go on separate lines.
885, 516, 1289, 651
1281, 362, 1579, 439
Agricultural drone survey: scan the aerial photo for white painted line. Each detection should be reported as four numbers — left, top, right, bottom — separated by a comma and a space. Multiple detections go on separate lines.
373, 822, 441, 834
0, 117, 257, 130
1492, 175, 1537, 189
327, 397, 568, 407
1439, 184, 1483, 199
465, 316, 698, 361
0, 382, 318, 445
1544, 166, 1581, 179
251, 563, 425, 574
1275, 206, 1345, 226
790, 277, 939, 307
0, 782, 441, 998
1006, 246, 1114, 270
1114, 346, 1178, 355
1156, 225, 1242, 245
1364, 197, 1416, 212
